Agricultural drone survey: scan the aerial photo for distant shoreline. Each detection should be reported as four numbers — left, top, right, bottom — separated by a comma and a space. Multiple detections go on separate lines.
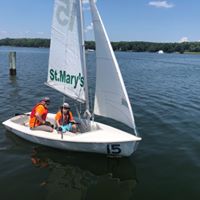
0, 38, 200, 54
183, 51, 200, 55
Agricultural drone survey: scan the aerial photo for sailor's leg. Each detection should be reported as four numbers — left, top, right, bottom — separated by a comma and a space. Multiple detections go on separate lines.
31, 125, 53, 132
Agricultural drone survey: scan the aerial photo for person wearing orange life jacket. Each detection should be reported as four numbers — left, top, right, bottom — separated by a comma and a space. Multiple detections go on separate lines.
29, 97, 53, 132
55, 103, 77, 133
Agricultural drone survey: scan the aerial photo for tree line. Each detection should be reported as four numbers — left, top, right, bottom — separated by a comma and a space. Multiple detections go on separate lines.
1, 38, 200, 53
0, 38, 50, 48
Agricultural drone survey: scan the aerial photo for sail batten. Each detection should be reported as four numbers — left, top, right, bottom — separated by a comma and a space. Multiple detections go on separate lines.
89, 0, 137, 133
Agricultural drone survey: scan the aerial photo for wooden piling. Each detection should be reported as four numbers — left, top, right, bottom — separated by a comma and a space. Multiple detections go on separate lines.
9, 52, 16, 75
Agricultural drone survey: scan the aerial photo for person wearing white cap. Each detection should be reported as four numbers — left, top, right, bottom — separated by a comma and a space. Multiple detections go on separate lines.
55, 102, 77, 133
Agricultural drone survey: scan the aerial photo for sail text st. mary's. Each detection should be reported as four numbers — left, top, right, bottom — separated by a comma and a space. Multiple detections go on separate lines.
49, 69, 84, 89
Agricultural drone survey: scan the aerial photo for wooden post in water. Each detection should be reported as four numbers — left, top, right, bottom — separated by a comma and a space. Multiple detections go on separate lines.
9, 52, 16, 75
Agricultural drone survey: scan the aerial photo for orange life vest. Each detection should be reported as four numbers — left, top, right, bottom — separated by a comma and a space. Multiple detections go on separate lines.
29, 103, 48, 128
55, 111, 73, 126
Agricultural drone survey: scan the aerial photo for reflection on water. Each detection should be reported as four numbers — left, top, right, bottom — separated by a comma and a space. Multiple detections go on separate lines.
31, 147, 138, 200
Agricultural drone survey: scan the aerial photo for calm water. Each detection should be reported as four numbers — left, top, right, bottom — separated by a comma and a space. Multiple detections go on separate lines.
0, 47, 200, 200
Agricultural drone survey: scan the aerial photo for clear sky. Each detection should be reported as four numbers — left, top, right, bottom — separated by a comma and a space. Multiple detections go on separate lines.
0, 0, 200, 42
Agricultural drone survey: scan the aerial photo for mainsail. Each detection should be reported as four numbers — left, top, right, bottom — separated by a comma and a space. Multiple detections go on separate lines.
47, 0, 86, 103
89, 0, 137, 132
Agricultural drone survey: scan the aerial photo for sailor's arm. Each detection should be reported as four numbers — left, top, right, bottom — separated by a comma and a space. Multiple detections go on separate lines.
35, 112, 45, 124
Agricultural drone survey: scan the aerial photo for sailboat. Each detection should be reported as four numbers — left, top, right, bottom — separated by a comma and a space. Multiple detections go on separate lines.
2, 0, 141, 157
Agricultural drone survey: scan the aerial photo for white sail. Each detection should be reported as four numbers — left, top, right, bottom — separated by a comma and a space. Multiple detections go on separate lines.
89, 0, 137, 131
47, 0, 86, 103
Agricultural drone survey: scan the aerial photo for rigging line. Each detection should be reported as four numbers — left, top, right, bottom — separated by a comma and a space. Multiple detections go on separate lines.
60, 94, 66, 139
89, 87, 95, 122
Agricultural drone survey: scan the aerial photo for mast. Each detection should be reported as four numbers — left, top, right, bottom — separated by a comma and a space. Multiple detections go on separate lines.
78, 0, 90, 113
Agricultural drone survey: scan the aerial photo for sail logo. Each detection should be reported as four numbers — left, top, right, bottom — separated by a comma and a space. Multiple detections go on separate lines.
49, 68, 84, 88
56, 0, 75, 31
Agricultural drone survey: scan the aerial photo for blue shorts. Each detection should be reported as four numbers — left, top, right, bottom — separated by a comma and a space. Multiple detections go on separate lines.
61, 123, 72, 132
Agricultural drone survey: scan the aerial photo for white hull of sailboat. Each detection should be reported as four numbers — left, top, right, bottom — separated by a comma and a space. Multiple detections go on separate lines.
2, 113, 141, 157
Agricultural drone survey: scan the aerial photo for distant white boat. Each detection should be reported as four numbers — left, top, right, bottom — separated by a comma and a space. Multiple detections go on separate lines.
158, 50, 164, 54
86, 49, 95, 52
3, 0, 141, 157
